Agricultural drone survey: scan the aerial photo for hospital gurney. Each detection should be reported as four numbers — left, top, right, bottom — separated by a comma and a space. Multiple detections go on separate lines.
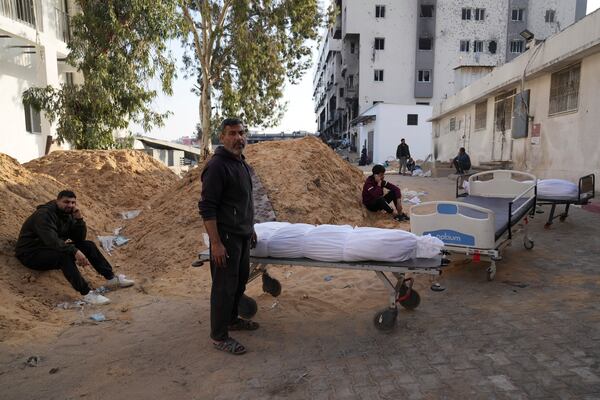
410, 170, 537, 281
536, 174, 595, 228
193, 250, 449, 331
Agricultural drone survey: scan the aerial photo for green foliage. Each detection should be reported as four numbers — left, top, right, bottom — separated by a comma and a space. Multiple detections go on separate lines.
22, 0, 179, 149
180, 0, 323, 155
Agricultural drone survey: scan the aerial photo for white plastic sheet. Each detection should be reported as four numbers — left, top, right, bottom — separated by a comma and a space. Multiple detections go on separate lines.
343, 227, 418, 262
302, 224, 353, 262
537, 179, 578, 199
251, 222, 291, 257
267, 223, 315, 258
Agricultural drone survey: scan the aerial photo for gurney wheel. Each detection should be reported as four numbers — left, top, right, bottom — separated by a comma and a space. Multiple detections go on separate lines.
398, 289, 421, 310
262, 273, 282, 297
523, 238, 534, 250
373, 308, 397, 332
238, 294, 258, 319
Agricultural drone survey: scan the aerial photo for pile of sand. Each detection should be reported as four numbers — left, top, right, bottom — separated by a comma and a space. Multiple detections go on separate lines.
25, 150, 178, 211
117, 137, 404, 291
0, 154, 117, 342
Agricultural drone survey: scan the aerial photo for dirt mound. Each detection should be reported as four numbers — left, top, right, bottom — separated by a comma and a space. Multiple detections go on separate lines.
25, 150, 178, 211
0, 153, 117, 343
117, 137, 403, 289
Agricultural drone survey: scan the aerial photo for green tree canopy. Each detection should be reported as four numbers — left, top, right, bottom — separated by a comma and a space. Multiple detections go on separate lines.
23, 0, 179, 149
180, 0, 322, 157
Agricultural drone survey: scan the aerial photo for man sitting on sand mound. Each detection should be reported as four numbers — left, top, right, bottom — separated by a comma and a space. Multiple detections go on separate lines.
362, 164, 410, 222
15, 190, 134, 305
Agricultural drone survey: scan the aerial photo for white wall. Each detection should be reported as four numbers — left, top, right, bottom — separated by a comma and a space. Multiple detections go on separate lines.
358, 103, 432, 165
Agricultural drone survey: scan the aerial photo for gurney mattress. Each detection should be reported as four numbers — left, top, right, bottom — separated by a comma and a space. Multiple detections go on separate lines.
459, 196, 533, 240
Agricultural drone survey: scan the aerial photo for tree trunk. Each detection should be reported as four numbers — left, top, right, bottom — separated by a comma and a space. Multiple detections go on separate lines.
200, 74, 212, 160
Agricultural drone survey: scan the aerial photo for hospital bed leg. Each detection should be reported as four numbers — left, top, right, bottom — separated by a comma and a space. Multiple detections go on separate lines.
373, 271, 399, 331
486, 260, 497, 281
545, 204, 558, 228
560, 203, 571, 221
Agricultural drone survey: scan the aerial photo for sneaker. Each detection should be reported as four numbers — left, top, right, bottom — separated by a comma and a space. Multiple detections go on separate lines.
393, 213, 410, 222
83, 291, 111, 305
106, 274, 135, 289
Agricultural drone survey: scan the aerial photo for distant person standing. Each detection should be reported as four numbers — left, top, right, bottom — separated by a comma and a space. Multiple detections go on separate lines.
453, 147, 472, 174
396, 138, 411, 175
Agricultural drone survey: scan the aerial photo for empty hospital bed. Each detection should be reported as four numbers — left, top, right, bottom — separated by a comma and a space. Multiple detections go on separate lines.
193, 250, 449, 331
410, 170, 537, 281
536, 174, 595, 228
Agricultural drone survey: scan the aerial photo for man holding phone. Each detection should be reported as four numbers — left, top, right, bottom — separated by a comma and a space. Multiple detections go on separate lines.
362, 164, 409, 222
15, 190, 134, 305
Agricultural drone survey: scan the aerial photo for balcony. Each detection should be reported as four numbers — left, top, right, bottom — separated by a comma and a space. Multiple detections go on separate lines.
55, 7, 70, 42
0, 0, 43, 31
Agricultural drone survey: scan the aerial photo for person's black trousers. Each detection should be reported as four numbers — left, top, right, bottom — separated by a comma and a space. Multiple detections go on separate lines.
17, 240, 115, 295
209, 231, 250, 342
365, 191, 397, 214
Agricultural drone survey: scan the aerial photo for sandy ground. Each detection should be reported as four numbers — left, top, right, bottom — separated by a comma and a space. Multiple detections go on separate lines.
1, 140, 599, 399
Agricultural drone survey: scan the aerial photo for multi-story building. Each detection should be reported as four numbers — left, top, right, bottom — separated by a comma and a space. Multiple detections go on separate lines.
313, 0, 586, 163
1, 0, 78, 163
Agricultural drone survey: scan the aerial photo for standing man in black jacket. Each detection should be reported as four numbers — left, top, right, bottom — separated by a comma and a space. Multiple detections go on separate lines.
396, 138, 411, 175
15, 190, 134, 305
199, 118, 257, 355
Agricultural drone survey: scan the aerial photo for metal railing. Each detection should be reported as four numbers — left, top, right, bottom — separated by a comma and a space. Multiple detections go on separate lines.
0, 0, 43, 31
54, 7, 70, 42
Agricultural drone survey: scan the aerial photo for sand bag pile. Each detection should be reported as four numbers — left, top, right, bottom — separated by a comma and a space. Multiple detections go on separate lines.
0, 153, 116, 343
25, 150, 178, 210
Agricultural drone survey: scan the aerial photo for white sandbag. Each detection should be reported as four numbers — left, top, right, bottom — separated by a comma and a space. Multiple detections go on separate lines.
302, 224, 353, 262
268, 223, 315, 258
251, 222, 291, 257
537, 179, 578, 199
343, 227, 418, 262
416, 235, 444, 259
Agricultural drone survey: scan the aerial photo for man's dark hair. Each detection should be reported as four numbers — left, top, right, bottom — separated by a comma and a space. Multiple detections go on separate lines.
401, 138, 405, 142
372, 164, 386, 175
57, 190, 76, 199
459, 147, 465, 153
219, 118, 244, 134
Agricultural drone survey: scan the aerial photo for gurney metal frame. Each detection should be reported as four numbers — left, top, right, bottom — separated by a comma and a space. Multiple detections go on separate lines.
537, 174, 595, 228
411, 170, 537, 281
193, 250, 449, 331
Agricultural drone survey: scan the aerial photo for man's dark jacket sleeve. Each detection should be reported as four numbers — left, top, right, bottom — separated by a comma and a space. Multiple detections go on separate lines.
199, 163, 224, 221
31, 211, 78, 254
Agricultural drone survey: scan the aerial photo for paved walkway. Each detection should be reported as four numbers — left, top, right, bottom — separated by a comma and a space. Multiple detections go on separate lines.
1, 200, 599, 399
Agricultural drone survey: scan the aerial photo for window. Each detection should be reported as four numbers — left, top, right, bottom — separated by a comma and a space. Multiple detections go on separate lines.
473, 40, 484, 53
545, 9, 555, 23
510, 40, 524, 53
23, 102, 42, 134
339, 88, 344, 98
511, 8, 524, 21
374, 37, 385, 50
407, 114, 418, 126
348, 74, 354, 88
449, 117, 456, 131
65, 72, 74, 86
417, 70, 431, 82
475, 100, 487, 130
474, 8, 485, 20
416, 102, 430, 105
375, 5, 385, 18
419, 37, 432, 50
494, 90, 516, 131
374, 69, 384, 82
549, 63, 580, 115
461, 8, 471, 20
460, 40, 470, 52
420, 4, 434, 18
350, 42, 355, 54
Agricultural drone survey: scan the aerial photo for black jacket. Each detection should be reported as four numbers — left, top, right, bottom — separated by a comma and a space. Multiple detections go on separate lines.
396, 143, 410, 158
15, 201, 87, 257
198, 146, 254, 237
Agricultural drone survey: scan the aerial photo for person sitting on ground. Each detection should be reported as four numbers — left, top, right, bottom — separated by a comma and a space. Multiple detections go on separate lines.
453, 147, 471, 175
406, 157, 416, 173
362, 164, 410, 222
15, 190, 134, 305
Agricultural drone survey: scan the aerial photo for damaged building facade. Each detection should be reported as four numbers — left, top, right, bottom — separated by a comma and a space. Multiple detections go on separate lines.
313, 0, 586, 164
